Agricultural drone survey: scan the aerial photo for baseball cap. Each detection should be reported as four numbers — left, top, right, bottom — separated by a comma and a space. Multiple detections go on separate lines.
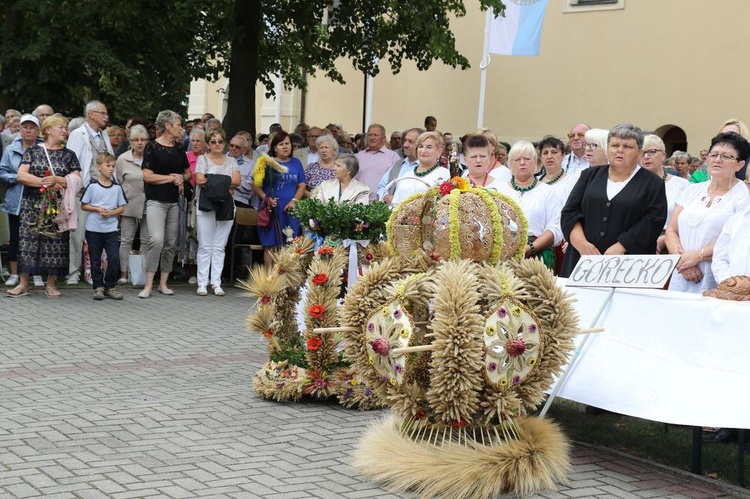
20, 114, 40, 127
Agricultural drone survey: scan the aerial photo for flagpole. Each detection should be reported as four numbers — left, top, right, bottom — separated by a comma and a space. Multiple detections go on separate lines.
476, 9, 492, 128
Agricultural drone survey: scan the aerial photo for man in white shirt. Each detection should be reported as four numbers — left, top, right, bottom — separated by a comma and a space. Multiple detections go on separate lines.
355, 124, 401, 202
65, 100, 114, 284
562, 123, 590, 176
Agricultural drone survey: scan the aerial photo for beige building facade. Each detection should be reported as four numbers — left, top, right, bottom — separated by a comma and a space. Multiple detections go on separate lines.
189, 0, 750, 156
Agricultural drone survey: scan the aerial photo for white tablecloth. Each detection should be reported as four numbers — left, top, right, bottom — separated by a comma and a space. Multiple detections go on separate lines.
553, 280, 750, 428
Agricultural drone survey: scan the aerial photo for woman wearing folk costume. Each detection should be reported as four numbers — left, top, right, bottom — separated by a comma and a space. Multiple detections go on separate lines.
495, 140, 562, 271
389, 131, 450, 206
560, 124, 667, 278
461, 134, 504, 190
665, 132, 750, 293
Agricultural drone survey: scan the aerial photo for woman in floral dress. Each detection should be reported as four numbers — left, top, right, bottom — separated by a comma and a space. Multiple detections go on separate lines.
8, 114, 81, 298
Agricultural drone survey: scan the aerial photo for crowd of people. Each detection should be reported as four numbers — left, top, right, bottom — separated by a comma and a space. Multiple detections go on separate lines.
2, 105, 750, 310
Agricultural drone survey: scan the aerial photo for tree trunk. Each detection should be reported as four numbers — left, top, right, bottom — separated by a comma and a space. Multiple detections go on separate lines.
0, 0, 21, 111
222, 0, 260, 141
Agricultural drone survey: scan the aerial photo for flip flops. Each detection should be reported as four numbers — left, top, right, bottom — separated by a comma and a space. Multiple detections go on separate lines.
6, 286, 29, 298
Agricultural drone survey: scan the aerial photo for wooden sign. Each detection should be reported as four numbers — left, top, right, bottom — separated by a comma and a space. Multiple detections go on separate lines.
566, 255, 680, 289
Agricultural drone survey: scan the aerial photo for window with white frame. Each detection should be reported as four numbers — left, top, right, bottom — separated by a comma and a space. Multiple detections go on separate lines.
563, 0, 624, 13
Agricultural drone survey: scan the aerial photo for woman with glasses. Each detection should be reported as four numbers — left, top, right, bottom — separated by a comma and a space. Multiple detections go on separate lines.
665, 132, 750, 293
640, 134, 689, 253
115, 125, 150, 284
194, 128, 239, 296
252, 131, 307, 268
583, 128, 609, 167
138, 110, 191, 298
560, 124, 667, 278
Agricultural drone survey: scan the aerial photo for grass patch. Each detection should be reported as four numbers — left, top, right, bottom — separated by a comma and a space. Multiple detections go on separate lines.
546, 399, 747, 487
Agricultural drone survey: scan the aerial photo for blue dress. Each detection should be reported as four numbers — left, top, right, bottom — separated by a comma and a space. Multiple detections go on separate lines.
257, 157, 307, 247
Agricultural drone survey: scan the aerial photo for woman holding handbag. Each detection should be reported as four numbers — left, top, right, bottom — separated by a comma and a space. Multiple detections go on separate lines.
194, 128, 240, 296
252, 131, 306, 268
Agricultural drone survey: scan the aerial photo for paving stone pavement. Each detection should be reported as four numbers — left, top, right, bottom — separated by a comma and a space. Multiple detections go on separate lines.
1, 286, 748, 499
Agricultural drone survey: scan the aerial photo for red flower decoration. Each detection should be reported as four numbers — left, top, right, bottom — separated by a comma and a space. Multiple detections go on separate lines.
262, 329, 273, 338
312, 273, 328, 286
365, 253, 374, 261
451, 419, 468, 429
260, 296, 271, 304
317, 245, 334, 257
309, 304, 325, 319
307, 337, 323, 350
416, 409, 427, 420
439, 181, 455, 196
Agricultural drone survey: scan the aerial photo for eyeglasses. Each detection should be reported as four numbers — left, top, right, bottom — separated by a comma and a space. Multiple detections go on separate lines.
642, 149, 664, 157
568, 132, 586, 139
209, 140, 225, 145
91, 110, 109, 117
707, 152, 738, 162
229, 144, 242, 149
583, 142, 598, 150
20, 126, 38, 131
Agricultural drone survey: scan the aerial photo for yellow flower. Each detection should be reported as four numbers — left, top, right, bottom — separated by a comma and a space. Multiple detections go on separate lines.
499, 377, 508, 386
512, 306, 522, 317
486, 325, 496, 336
390, 378, 397, 386
452, 176, 470, 192
382, 307, 389, 316
369, 357, 375, 365
399, 328, 408, 338
350, 378, 360, 386
527, 357, 537, 367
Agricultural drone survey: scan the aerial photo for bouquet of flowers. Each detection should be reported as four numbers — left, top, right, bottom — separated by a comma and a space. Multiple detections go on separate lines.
36, 169, 62, 236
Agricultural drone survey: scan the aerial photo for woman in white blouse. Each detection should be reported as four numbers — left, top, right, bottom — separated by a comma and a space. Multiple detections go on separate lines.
314, 154, 370, 205
496, 140, 562, 271
640, 134, 689, 253
194, 128, 240, 296
665, 132, 750, 293
461, 134, 503, 190
389, 131, 450, 205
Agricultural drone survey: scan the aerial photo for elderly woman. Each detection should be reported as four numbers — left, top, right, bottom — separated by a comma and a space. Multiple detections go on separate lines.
186, 128, 207, 188
314, 154, 370, 204
560, 124, 667, 278
462, 134, 503, 190
583, 128, 609, 168
194, 128, 240, 296
0, 114, 43, 287
139, 110, 191, 298
7, 114, 81, 298
390, 131, 450, 205
664, 132, 750, 294
305, 134, 338, 193
115, 124, 149, 284
640, 134, 689, 253
105, 126, 125, 151
692, 119, 750, 183
252, 131, 307, 268
496, 141, 562, 271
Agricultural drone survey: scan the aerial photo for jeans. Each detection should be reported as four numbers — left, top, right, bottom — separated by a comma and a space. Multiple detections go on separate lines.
85, 230, 120, 290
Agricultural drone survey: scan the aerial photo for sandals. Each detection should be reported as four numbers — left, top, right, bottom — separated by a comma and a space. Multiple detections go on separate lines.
45, 287, 61, 299
6, 286, 29, 298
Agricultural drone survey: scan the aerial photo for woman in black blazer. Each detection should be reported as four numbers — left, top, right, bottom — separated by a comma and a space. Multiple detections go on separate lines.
559, 124, 667, 278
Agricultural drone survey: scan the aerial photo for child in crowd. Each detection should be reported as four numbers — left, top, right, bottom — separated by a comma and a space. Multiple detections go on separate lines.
81, 152, 128, 300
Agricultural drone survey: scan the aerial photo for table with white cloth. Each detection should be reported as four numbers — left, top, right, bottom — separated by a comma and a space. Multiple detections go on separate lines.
553, 279, 750, 429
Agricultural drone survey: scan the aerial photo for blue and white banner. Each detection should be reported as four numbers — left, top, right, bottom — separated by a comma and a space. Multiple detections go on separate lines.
488, 0, 548, 56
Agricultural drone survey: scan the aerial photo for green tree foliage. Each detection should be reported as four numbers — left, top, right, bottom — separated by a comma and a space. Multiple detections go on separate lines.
0, 0, 506, 132
223, 0, 506, 137
0, 0, 231, 122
